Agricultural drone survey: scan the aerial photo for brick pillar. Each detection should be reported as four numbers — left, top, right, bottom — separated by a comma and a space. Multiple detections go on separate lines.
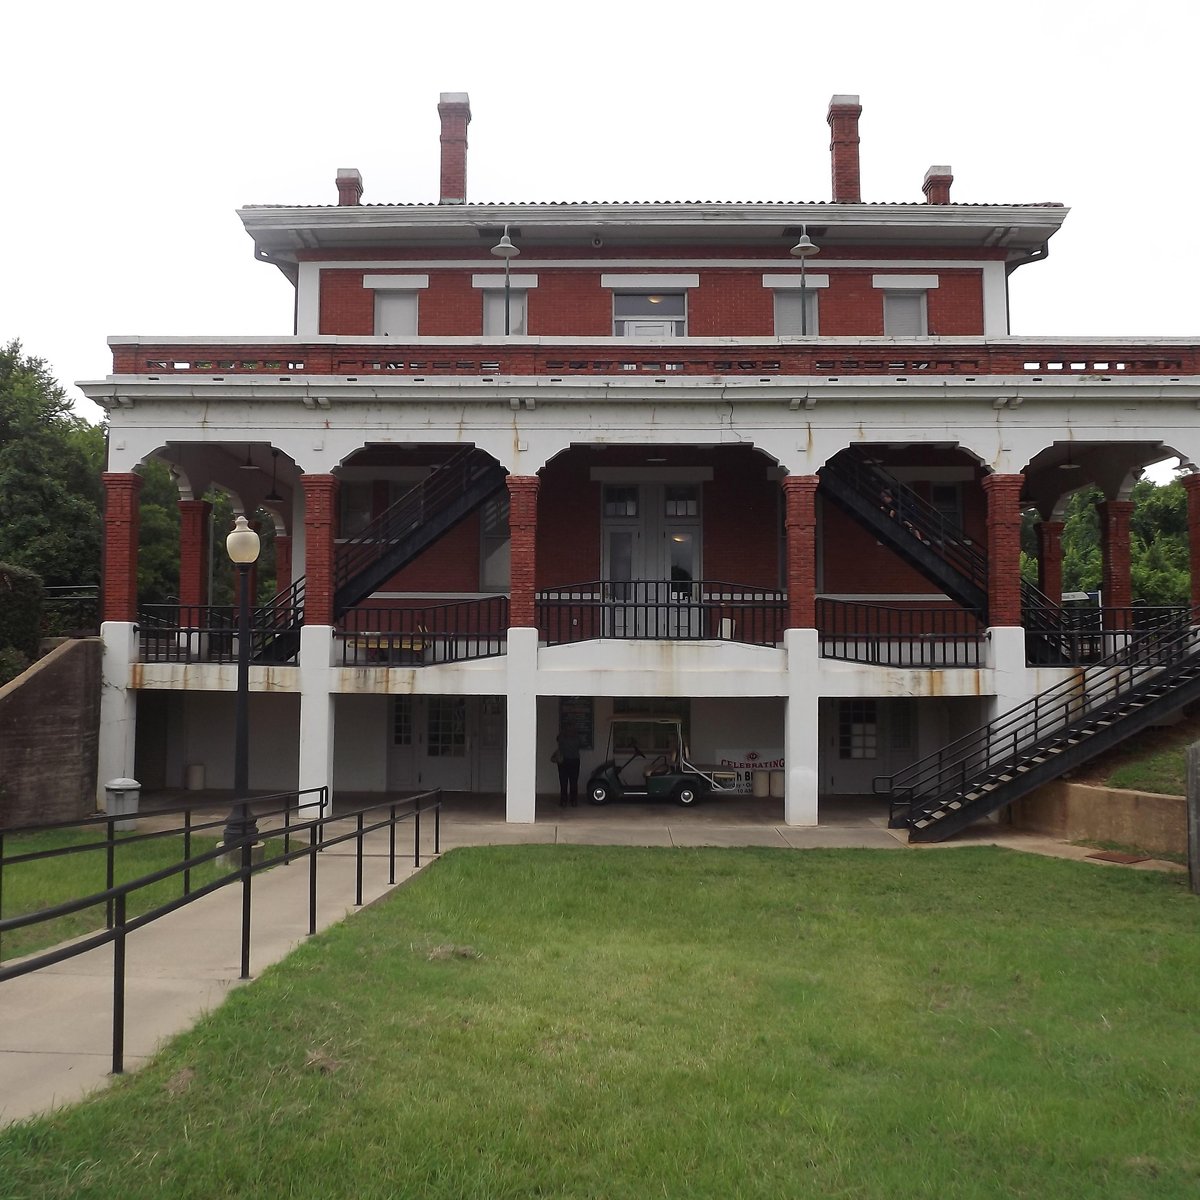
1097, 499, 1135, 613
1034, 519, 1064, 605
827, 94, 863, 203
506, 476, 540, 628
177, 499, 211, 609
1182, 475, 1200, 618
302, 475, 340, 626
982, 473, 1025, 627
102, 472, 143, 623
783, 476, 820, 629
274, 533, 292, 596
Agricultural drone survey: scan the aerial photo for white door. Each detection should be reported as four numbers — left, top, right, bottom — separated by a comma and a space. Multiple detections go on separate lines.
388, 696, 472, 791
602, 483, 702, 637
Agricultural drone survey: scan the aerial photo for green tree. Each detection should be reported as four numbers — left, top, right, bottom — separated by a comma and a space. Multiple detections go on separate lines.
0, 341, 102, 586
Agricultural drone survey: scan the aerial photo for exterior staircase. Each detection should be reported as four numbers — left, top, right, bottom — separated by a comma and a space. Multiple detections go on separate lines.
818, 450, 1076, 663
253, 448, 506, 662
876, 619, 1200, 841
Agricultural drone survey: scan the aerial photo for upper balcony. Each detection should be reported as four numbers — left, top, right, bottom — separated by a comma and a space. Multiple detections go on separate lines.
104, 336, 1200, 384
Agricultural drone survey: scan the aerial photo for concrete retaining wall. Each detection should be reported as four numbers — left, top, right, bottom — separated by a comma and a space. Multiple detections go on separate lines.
1010, 779, 1186, 857
0, 639, 101, 828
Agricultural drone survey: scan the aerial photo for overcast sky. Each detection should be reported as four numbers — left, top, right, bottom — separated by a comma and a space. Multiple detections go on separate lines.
3, 0, 1197, 428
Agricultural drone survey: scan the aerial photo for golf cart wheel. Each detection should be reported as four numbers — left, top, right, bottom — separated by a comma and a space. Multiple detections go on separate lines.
589, 783, 612, 806
675, 784, 699, 807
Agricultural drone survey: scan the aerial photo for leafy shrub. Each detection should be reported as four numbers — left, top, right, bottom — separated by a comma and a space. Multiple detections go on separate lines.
0, 562, 43, 656
0, 645, 31, 687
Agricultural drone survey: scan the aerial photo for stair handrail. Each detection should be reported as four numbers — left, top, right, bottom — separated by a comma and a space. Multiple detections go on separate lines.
874, 612, 1197, 819
334, 448, 502, 592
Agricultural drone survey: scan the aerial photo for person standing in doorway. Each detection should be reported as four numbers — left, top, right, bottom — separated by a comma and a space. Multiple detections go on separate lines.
556, 721, 582, 807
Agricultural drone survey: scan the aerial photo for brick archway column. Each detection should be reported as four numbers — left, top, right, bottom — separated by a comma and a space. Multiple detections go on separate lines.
302, 475, 340, 626
1034, 519, 1064, 605
782, 476, 820, 629
1097, 499, 1135, 616
506, 476, 540, 628
274, 534, 292, 597
101, 472, 143, 623
1182, 475, 1200, 620
981, 473, 1025, 627
177, 499, 212, 611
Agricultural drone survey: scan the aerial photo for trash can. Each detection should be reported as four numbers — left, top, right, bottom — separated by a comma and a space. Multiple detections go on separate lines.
769, 770, 785, 798
104, 777, 141, 832
185, 763, 206, 791
751, 770, 771, 798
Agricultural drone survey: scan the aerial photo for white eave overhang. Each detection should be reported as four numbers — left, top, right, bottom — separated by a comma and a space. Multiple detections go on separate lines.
238, 201, 1069, 261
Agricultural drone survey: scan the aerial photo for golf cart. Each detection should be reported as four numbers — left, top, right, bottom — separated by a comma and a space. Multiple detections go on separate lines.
586, 718, 738, 807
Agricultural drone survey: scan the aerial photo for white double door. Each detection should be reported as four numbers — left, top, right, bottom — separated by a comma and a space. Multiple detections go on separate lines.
387, 696, 506, 792
602, 483, 702, 638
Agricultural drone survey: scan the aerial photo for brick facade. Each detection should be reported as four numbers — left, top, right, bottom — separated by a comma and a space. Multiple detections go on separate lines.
506, 476, 540, 627
302, 475, 340, 625
1097, 499, 1134, 613
1035, 520, 1064, 605
982, 473, 1025, 626
177, 499, 211, 608
783, 476, 820, 628
101, 472, 143, 623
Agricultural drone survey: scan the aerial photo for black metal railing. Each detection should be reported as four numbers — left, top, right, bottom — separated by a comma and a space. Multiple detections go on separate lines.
875, 619, 1199, 831
0, 789, 442, 1074
816, 600, 986, 667
137, 582, 305, 665
41, 584, 100, 637
336, 597, 510, 665
537, 581, 787, 646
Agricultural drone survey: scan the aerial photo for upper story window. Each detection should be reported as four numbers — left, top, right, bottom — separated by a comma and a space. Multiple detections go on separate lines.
873, 274, 938, 337
613, 292, 686, 337
482, 290, 527, 335
601, 274, 698, 337
763, 273, 828, 336
364, 274, 428, 337
473, 273, 538, 336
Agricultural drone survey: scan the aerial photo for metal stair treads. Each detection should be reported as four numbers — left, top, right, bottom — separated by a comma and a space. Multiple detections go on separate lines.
875, 624, 1200, 841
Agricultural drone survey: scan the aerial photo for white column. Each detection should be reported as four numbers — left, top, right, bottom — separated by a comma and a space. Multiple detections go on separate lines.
784, 627, 820, 826
97, 622, 138, 804
298, 625, 335, 818
987, 626, 1039, 718
504, 627, 539, 823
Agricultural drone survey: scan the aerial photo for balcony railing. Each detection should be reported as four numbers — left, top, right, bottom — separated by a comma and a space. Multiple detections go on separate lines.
817, 600, 986, 667
136, 603, 302, 665
110, 339, 1200, 379
537, 581, 787, 647
336, 597, 509, 666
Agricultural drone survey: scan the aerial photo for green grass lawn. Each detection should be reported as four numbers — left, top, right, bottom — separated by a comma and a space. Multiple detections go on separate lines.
2, 845, 1198, 1198
1, 829, 222, 963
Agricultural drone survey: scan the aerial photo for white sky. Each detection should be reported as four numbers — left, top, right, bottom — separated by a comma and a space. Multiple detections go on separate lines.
3, 0, 1197, 430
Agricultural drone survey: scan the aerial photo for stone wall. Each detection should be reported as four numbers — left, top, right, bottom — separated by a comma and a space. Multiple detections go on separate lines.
1010, 779, 1186, 857
0, 639, 101, 828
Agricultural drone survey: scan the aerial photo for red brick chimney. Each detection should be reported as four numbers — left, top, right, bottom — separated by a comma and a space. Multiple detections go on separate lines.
922, 165, 953, 205
827, 94, 863, 203
438, 92, 471, 205
336, 168, 363, 206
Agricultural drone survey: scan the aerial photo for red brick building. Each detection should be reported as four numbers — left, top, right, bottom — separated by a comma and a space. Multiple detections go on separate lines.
84, 93, 1200, 838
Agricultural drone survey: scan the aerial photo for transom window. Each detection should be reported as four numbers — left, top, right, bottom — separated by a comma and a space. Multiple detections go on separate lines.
613, 292, 686, 336
604, 485, 640, 518
664, 485, 699, 518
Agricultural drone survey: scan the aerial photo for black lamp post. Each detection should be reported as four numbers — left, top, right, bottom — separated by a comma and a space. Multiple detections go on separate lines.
224, 514, 261, 846
490, 224, 520, 335
789, 225, 820, 335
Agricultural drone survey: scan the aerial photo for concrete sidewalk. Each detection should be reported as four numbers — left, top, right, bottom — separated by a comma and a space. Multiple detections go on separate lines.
0, 803, 1182, 1127
0, 825, 421, 1126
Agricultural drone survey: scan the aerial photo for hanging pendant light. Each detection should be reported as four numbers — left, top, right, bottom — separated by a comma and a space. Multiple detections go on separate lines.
239, 444, 257, 471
